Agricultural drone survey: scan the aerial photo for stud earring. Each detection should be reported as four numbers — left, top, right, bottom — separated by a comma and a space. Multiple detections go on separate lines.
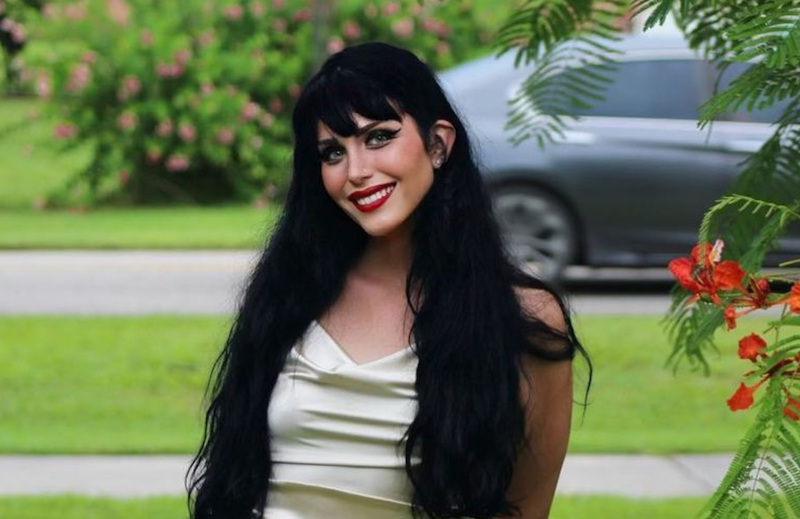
433, 155, 444, 168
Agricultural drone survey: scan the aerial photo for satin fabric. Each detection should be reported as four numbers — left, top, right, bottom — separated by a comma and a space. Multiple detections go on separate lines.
265, 320, 421, 518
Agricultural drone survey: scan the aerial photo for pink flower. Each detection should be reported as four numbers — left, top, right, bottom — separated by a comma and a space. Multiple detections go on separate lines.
146, 149, 162, 163
36, 74, 51, 98
292, 7, 311, 21
173, 49, 192, 65
260, 112, 274, 128
327, 37, 344, 55
249, 1, 265, 17
240, 101, 260, 121
342, 19, 361, 40
156, 119, 173, 137
155, 62, 183, 78
178, 122, 196, 142
81, 51, 97, 64
272, 0, 284, 7
222, 4, 243, 20
10, 23, 25, 44
215, 127, 235, 145
118, 170, 130, 184
363, 3, 377, 18
140, 29, 153, 46
106, 0, 130, 25
200, 82, 214, 95
165, 154, 190, 171
42, 3, 59, 19
272, 18, 286, 31
289, 84, 301, 99
117, 112, 138, 130
66, 62, 91, 92
197, 30, 215, 47
383, 1, 399, 15
391, 18, 413, 38
422, 18, 450, 37
53, 122, 77, 139
434, 41, 449, 55
64, 3, 86, 19
117, 74, 141, 101
269, 97, 283, 112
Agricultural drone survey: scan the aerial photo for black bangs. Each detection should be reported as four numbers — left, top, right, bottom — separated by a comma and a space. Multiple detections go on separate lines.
306, 67, 404, 137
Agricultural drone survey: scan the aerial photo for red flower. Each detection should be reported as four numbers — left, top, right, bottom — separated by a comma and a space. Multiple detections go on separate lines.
667, 240, 730, 305
724, 305, 737, 330
727, 382, 757, 411
784, 280, 800, 313
737, 333, 767, 362
713, 260, 747, 291
784, 397, 800, 421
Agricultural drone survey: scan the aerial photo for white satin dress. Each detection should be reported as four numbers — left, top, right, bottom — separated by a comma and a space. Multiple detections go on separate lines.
265, 320, 421, 518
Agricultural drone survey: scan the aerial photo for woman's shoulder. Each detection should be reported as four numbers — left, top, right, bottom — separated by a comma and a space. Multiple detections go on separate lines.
512, 285, 568, 337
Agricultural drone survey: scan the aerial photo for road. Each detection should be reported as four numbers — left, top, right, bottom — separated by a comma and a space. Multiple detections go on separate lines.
0, 250, 693, 315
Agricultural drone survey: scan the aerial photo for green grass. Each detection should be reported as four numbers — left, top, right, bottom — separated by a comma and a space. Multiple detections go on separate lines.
0, 205, 278, 249
0, 494, 708, 519
0, 314, 769, 454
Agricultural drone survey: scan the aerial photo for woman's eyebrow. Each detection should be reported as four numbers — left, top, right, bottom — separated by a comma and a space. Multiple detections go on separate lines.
316, 121, 390, 148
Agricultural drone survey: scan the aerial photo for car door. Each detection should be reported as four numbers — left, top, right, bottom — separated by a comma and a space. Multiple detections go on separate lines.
696, 61, 800, 261
543, 55, 739, 267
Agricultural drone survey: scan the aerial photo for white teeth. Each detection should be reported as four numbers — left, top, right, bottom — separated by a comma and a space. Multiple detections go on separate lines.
356, 185, 394, 206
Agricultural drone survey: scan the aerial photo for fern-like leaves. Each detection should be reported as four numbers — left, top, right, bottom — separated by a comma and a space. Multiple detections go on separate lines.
698, 377, 800, 519
728, 0, 800, 69
494, 0, 626, 148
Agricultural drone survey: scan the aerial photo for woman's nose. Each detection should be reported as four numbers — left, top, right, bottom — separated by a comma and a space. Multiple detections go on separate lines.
346, 152, 372, 184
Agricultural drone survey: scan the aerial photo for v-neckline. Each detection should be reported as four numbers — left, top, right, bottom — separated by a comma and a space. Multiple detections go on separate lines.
312, 319, 416, 368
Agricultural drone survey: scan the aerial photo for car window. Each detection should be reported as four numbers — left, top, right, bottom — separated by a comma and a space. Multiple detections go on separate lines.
709, 62, 792, 124
564, 58, 709, 119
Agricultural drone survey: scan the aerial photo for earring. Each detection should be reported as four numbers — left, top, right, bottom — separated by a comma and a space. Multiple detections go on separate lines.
433, 155, 444, 168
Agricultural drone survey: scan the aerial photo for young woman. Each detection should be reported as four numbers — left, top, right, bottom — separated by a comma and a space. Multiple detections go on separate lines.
187, 41, 591, 519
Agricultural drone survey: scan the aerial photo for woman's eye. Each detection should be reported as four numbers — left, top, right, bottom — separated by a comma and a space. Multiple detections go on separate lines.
319, 147, 344, 163
367, 128, 400, 146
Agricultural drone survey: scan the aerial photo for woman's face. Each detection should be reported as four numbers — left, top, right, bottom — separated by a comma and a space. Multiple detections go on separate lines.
317, 111, 451, 238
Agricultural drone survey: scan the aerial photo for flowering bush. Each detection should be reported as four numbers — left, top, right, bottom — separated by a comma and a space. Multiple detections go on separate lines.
0, 0, 42, 94
21, 0, 491, 206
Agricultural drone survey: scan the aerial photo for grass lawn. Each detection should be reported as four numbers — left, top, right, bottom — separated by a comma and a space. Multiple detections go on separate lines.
0, 314, 768, 454
0, 494, 708, 519
0, 205, 279, 249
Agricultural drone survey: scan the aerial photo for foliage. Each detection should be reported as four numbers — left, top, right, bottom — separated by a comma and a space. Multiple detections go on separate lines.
19, 0, 491, 207
494, 0, 628, 147
496, 0, 800, 517
0, 0, 42, 94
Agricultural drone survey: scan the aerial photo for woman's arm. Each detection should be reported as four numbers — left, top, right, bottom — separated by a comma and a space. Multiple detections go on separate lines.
500, 288, 574, 519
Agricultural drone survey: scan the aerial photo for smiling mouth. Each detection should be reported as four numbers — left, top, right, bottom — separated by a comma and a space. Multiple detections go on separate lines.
352, 183, 396, 212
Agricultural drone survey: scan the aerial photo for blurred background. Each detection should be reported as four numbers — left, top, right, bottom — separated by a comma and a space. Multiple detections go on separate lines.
0, 0, 791, 517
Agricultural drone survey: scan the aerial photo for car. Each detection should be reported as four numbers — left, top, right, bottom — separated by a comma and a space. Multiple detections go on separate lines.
437, 30, 800, 281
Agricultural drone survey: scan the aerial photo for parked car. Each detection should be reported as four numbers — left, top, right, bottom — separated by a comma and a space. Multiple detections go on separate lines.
438, 31, 800, 281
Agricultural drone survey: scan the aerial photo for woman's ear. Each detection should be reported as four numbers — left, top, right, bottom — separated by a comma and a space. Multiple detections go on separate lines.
428, 119, 456, 169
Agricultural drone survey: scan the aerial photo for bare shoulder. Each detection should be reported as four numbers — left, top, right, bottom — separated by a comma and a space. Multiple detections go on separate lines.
505, 286, 573, 519
513, 285, 568, 338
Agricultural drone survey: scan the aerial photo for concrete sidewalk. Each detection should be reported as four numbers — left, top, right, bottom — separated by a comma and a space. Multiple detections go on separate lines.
0, 453, 732, 498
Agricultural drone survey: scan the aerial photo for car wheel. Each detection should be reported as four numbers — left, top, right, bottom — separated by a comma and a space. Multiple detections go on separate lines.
490, 184, 579, 282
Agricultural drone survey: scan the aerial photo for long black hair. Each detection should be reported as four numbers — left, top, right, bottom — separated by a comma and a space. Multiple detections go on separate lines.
187, 41, 591, 519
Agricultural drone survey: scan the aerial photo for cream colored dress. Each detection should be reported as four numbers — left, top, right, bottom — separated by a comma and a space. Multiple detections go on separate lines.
265, 320, 421, 519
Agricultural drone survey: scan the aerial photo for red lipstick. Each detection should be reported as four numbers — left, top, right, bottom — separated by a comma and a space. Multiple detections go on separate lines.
348, 182, 396, 213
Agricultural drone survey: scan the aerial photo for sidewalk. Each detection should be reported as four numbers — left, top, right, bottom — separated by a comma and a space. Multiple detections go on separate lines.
0, 453, 732, 498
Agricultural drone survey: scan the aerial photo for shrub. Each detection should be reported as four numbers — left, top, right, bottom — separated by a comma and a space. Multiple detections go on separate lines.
22, 0, 491, 207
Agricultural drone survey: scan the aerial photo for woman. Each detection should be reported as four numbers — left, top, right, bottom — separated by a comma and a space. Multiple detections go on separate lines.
187, 41, 590, 519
